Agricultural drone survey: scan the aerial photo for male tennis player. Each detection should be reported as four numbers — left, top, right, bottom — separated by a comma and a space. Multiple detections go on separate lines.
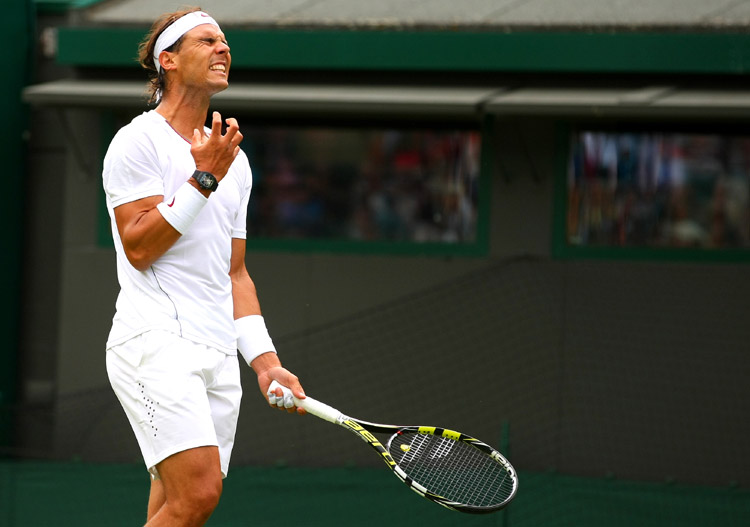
102, 8, 305, 526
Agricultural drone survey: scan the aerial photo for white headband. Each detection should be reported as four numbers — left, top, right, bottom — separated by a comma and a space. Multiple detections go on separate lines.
153, 11, 221, 71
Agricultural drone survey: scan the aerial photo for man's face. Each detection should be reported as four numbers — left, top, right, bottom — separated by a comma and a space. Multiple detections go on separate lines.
169, 23, 231, 95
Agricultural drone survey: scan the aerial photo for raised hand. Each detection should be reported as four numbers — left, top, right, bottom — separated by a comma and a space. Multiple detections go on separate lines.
190, 111, 243, 180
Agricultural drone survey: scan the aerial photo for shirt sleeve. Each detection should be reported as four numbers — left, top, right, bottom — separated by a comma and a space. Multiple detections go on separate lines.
232, 150, 253, 240
103, 126, 165, 208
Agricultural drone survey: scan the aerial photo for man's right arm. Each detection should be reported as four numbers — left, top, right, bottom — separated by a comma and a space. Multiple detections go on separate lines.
112, 112, 243, 271
114, 195, 183, 271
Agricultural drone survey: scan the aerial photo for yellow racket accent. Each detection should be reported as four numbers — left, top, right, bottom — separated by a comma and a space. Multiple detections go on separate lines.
442, 429, 461, 441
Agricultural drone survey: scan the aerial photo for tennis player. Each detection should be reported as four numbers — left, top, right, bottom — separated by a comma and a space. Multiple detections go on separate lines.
102, 8, 305, 526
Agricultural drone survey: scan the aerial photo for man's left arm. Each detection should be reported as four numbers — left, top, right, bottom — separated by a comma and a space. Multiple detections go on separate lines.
230, 238, 306, 413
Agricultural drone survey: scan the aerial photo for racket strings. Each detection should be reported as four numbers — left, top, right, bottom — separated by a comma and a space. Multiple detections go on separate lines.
388, 431, 514, 508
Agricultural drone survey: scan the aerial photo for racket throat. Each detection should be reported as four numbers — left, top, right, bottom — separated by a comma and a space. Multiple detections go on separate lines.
341, 419, 397, 468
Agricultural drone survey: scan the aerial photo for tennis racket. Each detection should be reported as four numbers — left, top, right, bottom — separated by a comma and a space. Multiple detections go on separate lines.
278, 387, 518, 514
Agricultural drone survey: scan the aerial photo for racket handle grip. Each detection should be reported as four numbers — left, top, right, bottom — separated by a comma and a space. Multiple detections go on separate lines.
294, 395, 343, 424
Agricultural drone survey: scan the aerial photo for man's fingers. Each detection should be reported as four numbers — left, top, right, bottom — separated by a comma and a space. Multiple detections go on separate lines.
225, 117, 239, 131
230, 130, 243, 150
289, 381, 305, 400
210, 111, 222, 137
223, 118, 242, 146
202, 114, 241, 145
267, 380, 286, 407
267, 379, 300, 410
190, 114, 243, 178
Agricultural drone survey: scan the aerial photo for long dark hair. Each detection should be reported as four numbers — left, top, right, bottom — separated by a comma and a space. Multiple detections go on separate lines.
137, 6, 203, 104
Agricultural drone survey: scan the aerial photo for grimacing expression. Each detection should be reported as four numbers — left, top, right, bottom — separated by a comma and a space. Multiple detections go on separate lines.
165, 24, 231, 94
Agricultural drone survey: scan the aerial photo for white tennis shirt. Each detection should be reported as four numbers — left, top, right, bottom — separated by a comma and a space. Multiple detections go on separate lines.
102, 110, 252, 354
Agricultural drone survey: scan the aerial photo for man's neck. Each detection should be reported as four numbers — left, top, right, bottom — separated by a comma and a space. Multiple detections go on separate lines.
156, 90, 212, 140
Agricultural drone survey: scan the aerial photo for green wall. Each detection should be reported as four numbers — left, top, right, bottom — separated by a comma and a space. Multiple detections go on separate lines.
0, 0, 32, 450
56, 27, 750, 74
1, 462, 747, 526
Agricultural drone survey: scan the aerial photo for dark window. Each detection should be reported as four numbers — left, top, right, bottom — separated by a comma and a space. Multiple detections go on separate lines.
568, 131, 750, 249
242, 126, 481, 245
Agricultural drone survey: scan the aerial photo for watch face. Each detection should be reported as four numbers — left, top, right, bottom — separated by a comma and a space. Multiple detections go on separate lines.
193, 170, 217, 190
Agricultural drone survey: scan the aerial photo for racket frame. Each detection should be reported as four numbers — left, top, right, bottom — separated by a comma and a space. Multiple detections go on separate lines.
294, 395, 518, 514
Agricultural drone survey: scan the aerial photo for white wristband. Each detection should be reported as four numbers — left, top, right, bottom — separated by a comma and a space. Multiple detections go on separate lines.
236, 315, 276, 365
156, 182, 208, 235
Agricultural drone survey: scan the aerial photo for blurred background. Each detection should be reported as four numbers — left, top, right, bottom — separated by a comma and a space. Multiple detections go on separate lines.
3, 0, 750, 525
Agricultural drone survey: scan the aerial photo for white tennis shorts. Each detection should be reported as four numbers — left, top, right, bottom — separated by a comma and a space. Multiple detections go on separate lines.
106, 330, 242, 479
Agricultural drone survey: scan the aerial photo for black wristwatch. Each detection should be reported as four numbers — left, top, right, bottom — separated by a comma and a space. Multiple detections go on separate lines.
192, 170, 219, 192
